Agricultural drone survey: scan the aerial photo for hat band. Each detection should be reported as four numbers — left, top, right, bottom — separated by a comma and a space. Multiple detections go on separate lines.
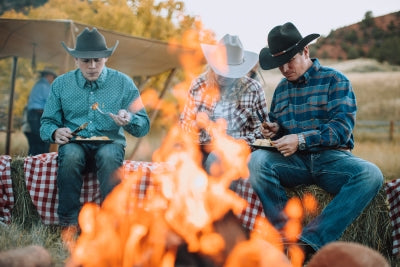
228, 58, 245, 66
272, 41, 299, 57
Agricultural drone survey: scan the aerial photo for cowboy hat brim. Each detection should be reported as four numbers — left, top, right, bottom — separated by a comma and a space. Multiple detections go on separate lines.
201, 43, 259, 78
259, 33, 320, 70
61, 41, 119, 58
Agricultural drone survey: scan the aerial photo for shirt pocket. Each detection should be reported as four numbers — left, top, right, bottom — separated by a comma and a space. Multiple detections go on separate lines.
273, 100, 289, 114
226, 108, 252, 133
306, 95, 328, 119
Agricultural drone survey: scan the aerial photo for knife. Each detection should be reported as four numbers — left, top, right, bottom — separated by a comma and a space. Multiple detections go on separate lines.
256, 110, 265, 123
71, 122, 88, 136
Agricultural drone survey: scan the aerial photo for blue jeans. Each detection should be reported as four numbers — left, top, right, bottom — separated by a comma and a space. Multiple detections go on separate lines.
248, 149, 383, 251
57, 142, 125, 226
204, 151, 240, 191
26, 109, 50, 155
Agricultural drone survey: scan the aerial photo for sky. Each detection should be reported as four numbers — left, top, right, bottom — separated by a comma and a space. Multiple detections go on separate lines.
180, 0, 400, 53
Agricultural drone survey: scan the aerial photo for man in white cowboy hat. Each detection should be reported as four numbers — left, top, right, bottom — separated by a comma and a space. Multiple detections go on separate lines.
180, 34, 268, 174
248, 22, 383, 262
24, 67, 58, 155
40, 27, 150, 228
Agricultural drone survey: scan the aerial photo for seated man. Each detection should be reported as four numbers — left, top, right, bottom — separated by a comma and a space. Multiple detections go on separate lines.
179, 34, 268, 175
40, 28, 150, 227
248, 22, 383, 261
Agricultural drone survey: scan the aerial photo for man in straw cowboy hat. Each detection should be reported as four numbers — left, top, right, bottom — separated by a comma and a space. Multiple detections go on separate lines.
248, 22, 383, 262
24, 67, 57, 155
40, 27, 150, 228
179, 34, 268, 175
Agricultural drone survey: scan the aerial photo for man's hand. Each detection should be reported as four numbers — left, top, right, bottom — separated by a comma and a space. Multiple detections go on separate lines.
195, 112, 209, 129
53, 128, 73, 145
272, 134, 299, 157
261, 122, 279, 138
110, 109, 131, 126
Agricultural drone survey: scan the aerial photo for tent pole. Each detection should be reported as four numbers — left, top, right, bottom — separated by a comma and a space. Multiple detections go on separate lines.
5, 56, 18, 155
128, 68, 177, 160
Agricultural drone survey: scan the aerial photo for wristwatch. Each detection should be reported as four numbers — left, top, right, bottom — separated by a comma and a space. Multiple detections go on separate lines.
297, 133, 306, 151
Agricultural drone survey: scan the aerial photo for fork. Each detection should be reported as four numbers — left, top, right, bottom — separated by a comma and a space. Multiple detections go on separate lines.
92, 103, 112, 116
95, 106, 110, 115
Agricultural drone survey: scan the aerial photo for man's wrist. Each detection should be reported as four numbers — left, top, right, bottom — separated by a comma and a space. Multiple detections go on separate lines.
297, 133, 306, 151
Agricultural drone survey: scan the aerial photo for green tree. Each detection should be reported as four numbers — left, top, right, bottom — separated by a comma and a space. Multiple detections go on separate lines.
370, 36, 400, 65
0, 0, 48, 15
344, 30, 358, 44
361, 11, 375, 29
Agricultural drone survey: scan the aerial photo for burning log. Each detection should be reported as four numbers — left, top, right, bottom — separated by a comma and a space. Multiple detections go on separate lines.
174, 210, 292, 267
0, 245, 52, 267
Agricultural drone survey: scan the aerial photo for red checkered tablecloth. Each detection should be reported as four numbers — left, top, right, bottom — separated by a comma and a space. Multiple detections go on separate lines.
385, 178, 400, 255
24, 153, 163, 225
234, 178, 266, 230
0, 155, 13, 224
23, 153, 265, 229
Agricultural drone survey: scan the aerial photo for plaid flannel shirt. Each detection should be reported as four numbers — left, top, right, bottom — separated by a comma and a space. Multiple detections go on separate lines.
179, 73, 268, 145
270, 59, 356, 151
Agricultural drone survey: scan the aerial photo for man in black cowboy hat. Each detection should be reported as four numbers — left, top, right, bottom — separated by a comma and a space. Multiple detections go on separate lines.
24, 67, 57, 155
248, 22, 383, 262
40, 27, 150, 228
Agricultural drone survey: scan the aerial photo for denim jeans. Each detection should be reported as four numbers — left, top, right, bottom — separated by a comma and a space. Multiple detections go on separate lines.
204, 151, 240, 191
57, 142, 125, 226
26, 109, 50, 155
248, 149, 383, 251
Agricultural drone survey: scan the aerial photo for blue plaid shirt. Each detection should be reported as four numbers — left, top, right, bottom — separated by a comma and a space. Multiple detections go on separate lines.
40, 67, 150, 146
270, 59, 356, 151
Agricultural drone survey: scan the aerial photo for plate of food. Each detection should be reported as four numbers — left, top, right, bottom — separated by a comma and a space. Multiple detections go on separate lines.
251, 139, 277, 151
70, 136, 113, 144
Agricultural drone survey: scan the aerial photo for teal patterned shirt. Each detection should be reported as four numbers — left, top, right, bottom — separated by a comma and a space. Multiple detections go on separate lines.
40, 67, 150, 146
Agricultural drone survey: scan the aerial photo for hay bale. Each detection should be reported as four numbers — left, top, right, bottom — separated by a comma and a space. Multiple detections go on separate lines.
287, 185, 394, 265
10, 157, 41, 227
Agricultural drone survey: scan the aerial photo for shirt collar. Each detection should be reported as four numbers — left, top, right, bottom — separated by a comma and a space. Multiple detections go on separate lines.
77, 67, 108, 89
294, 58, 320, 84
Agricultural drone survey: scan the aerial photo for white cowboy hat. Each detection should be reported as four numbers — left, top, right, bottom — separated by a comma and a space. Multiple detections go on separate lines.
201, 34, 258, 78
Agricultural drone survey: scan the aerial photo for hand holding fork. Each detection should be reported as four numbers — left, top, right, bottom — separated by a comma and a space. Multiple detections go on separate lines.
91, 102, 131, 126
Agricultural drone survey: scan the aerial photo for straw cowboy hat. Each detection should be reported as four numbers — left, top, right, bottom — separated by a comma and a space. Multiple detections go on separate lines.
201, 34, 258, 78
259, 22, 320, 70
61, 27, 119, 58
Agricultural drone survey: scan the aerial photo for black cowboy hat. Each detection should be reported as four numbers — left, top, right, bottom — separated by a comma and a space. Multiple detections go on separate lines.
61, 27, 118, 58
259, 22, 320, 70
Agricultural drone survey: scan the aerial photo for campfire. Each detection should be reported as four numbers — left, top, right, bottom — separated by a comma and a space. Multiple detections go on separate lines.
63, 121, 317, 267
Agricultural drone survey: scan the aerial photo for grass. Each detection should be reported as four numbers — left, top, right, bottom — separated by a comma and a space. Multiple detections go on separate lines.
0, 223, 68, 267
